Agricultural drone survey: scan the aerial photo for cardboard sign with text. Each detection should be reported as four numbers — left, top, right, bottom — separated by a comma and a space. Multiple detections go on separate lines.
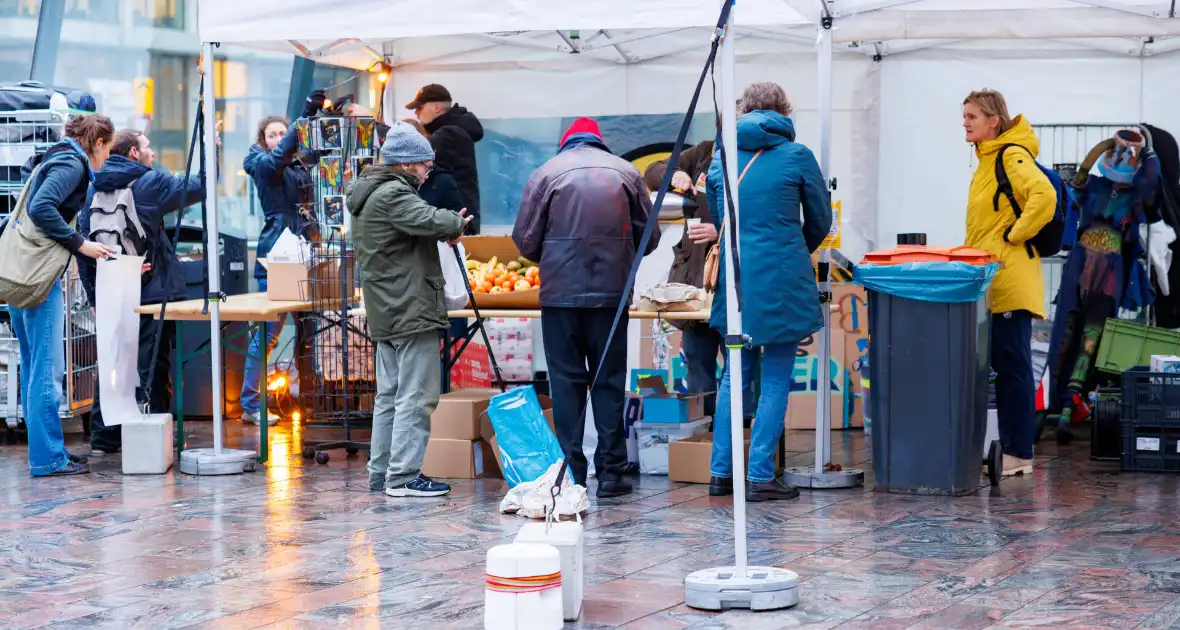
787, 327, 850, 430
833, 284, 868, 429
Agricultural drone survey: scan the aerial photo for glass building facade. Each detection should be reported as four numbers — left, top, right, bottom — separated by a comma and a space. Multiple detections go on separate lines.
0, 0, 379, 239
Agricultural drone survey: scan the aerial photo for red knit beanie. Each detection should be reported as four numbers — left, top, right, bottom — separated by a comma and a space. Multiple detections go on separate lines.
560, 117, 602, 147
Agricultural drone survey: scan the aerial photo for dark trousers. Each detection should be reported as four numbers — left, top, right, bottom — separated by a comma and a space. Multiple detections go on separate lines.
992, 310, 1035, 460
90, 316, 175, 450
541, 306, 628, 485
681, 322, 757, 420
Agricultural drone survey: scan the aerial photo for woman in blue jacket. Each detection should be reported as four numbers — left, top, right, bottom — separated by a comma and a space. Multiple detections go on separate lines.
705, 82, 832, 502
240, 95, 321, 426
7, 114, 119, 475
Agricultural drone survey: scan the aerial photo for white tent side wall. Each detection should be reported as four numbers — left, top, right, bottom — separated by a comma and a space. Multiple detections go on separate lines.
877, 49, 1180, 250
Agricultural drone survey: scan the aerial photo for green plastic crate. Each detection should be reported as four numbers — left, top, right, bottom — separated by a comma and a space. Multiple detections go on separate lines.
1094, 318, 1180, 374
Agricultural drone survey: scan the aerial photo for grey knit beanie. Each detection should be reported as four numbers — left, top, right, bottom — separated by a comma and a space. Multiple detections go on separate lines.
379, 121, 435, 165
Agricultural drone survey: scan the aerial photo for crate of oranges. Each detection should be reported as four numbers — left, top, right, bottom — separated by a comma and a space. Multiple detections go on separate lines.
459, 236, 541, 309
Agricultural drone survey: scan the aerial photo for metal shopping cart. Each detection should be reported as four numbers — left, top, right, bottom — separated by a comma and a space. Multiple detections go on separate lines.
0, 108, 97, 443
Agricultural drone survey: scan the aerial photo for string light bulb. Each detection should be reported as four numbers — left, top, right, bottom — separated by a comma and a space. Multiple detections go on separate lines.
378, 72, 388, 83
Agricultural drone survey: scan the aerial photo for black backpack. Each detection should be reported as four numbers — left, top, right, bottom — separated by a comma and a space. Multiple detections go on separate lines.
993, 143, 1070, 258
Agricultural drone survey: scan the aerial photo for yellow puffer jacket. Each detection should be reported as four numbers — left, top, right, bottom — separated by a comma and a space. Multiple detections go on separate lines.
966, 115, 1056, 318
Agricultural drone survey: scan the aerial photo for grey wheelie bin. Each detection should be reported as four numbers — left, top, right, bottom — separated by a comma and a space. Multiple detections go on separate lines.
853, 245, 1000, 496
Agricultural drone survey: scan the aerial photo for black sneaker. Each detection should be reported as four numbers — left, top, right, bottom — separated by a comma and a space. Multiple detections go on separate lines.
385, 474, 450, 498
596, 478, 633, 498
709, 476, 733, 496
68, 452, 89, 464
746, 479, 800, 502
44, 461, 90, 477
90, 447, 119, 455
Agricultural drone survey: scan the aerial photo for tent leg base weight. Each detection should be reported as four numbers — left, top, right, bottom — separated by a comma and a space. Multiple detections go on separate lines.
179, 448, 257, 475
685, 566, 799, 611
782, 466, 864, 489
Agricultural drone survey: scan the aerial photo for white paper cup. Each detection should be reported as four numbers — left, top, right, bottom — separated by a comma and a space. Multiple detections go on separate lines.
686, 218, 701, 227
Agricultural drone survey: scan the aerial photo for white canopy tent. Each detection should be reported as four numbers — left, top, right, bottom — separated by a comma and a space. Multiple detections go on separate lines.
193, 0, 1179, 592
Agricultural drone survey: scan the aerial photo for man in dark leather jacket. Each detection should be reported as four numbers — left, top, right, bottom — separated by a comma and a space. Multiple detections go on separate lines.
512, 117, 659, 498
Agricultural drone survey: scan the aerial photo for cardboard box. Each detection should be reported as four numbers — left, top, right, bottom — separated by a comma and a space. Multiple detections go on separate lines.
669, 430, 754, 484
267, 257, 354, 303
461, 236, 539, 309
431, 388, 499, 441
637, 375, 708, 423
422, 438, 498, 479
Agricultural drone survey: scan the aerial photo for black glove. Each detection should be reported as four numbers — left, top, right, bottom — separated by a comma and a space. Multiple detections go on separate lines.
301, 89, 326, 118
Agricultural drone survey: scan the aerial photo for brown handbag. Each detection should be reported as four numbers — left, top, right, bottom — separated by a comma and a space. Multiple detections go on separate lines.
702, 150, 762, 292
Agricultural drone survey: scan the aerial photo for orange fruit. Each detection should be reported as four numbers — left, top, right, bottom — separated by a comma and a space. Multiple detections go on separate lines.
500, 280, 513, 290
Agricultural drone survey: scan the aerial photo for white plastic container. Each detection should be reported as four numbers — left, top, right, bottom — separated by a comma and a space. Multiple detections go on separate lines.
484, 543, 563, 630
635, 418, 710, 475
121, 413, 174, 475
515, 522, 584, 621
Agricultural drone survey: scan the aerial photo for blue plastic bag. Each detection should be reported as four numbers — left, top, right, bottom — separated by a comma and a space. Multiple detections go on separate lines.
486, 385, 569, 488
853, 261, 999, 303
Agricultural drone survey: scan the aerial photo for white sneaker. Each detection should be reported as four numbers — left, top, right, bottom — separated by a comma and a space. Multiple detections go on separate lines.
1001, 455, 1033, 477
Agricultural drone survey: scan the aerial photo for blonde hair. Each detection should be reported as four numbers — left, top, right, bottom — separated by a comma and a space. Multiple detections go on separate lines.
963, 89, 1012, 137
739, 82, 793, 116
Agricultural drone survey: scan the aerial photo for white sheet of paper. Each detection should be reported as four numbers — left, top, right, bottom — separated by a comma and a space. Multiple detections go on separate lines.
96, 255, 146, 426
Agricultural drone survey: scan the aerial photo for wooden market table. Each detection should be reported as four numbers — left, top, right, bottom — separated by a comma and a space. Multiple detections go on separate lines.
349, 305, 711, 391
134, 293, 312, 464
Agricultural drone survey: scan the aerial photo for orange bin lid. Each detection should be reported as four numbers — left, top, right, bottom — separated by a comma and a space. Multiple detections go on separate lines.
859, 245, 998, 266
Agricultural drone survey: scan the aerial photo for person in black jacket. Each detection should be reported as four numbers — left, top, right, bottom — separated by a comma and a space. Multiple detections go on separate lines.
78, 129, 210, 453
406, 84, 483, 234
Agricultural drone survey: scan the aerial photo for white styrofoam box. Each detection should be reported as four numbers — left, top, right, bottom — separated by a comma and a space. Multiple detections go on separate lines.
485, 543, 563, 630
635, 418, 710, 475
1150, 355, 1180, 373
515, 522, 584, 621
122, 413, 174, 475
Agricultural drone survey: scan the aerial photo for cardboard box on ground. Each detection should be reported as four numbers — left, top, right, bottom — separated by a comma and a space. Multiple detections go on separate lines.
668, 429, 781, 484
786, 283, 868, 431
423, 387, 504, 479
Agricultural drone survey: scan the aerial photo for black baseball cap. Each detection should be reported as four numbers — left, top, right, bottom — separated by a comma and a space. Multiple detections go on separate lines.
405, 84, 452, 110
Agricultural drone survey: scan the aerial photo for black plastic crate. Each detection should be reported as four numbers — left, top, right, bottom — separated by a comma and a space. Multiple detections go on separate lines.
1121, 422, 1180, 473
1121, 367, 1180, 427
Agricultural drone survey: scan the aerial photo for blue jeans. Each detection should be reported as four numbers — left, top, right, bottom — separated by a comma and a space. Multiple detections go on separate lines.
241, 277, 286, 416
10, 281, 70, 475
710, 342, 797, 483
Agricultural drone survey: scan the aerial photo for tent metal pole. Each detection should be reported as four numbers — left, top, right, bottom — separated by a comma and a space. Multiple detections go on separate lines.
178, 43, 257, 476
685, 1, 801, 610
782, 18, 864, 491
814, 21, 834, 472
203, 41, 225, 457
718, 0, 749, 578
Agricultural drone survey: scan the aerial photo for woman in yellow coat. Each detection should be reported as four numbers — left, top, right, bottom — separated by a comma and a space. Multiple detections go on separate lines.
963, 89, 1056, 477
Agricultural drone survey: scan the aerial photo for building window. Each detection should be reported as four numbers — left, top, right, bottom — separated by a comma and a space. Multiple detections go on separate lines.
0, 0, 119, 21
0, 0, 38, 17
133, 0, 184, 29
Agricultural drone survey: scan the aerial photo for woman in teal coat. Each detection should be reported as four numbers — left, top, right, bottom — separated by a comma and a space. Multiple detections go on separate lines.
705, 82, 832, 502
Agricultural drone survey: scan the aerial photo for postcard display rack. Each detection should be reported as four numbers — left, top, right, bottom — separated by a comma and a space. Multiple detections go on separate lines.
296, 115, 379, 463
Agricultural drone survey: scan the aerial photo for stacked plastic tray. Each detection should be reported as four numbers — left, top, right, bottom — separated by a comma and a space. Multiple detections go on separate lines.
1120, 367, 1180, 473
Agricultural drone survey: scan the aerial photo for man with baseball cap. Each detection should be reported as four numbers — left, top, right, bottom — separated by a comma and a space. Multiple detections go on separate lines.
407, 84, 483, 234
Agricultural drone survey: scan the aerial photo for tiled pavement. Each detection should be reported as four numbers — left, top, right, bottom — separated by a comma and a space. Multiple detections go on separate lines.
1, 421, 1178, 629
